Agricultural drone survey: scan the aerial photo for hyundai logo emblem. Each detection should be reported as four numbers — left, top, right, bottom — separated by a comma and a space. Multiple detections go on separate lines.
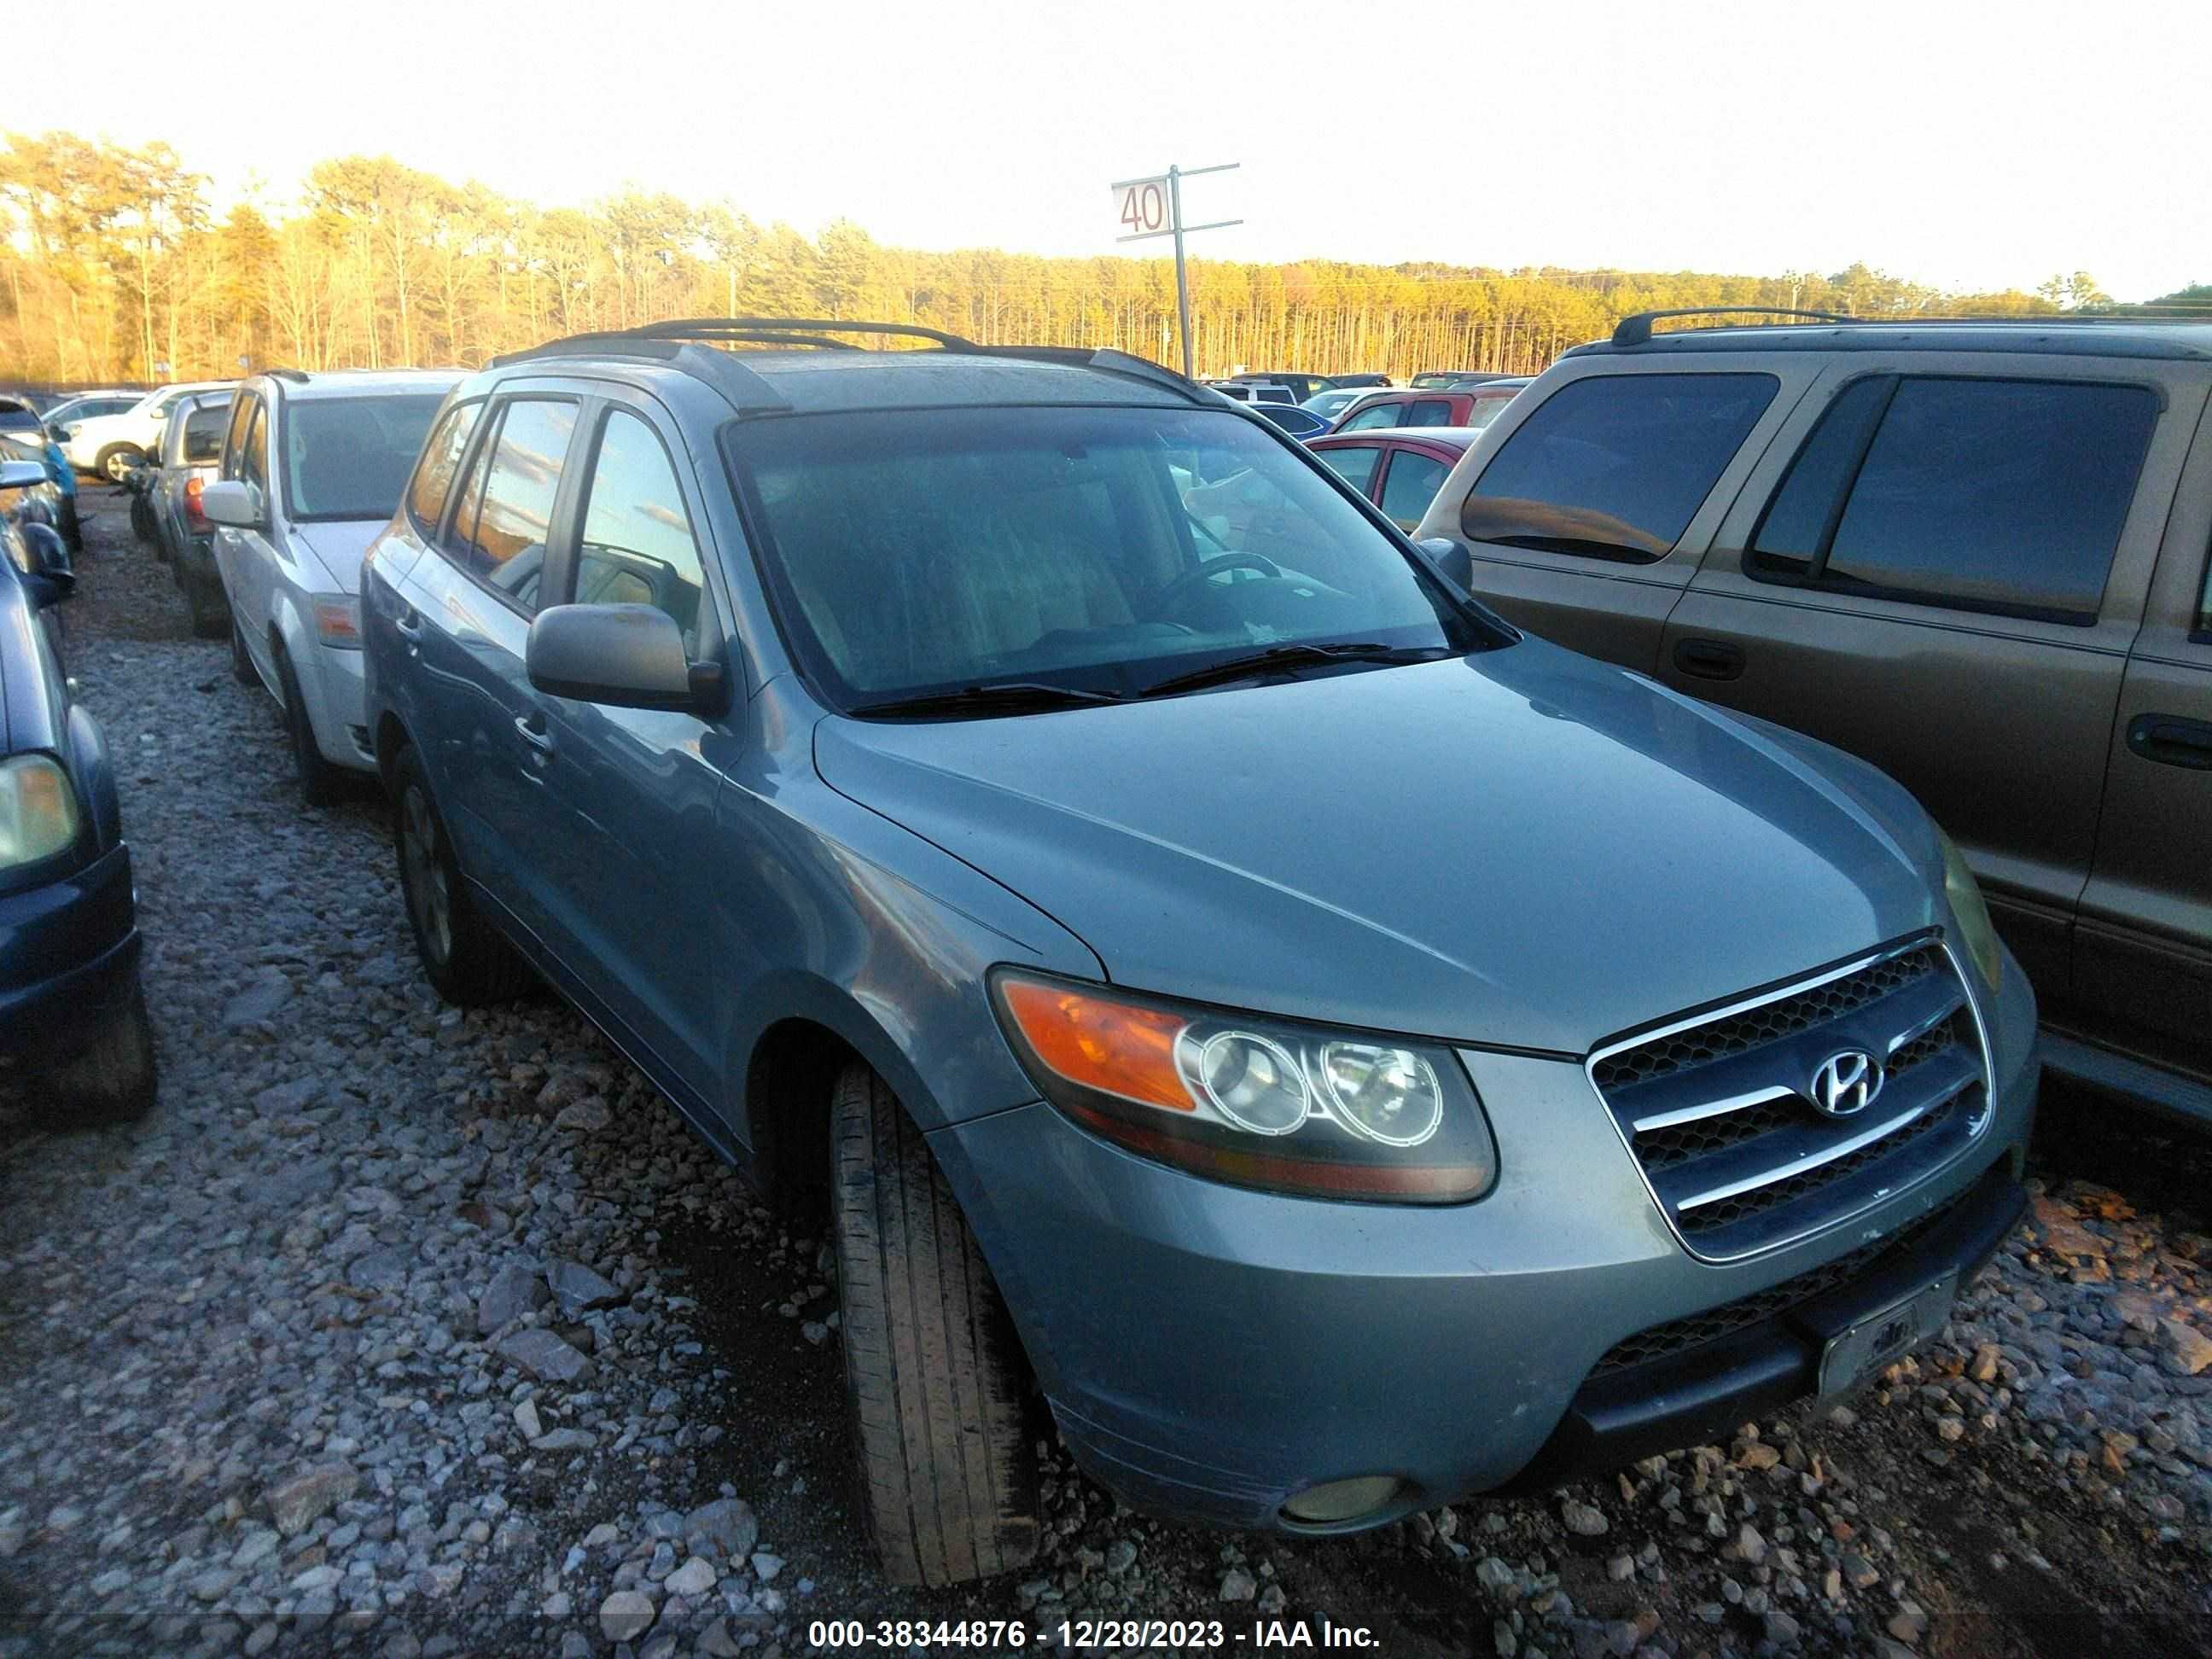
1808, 1048, 1883, 1116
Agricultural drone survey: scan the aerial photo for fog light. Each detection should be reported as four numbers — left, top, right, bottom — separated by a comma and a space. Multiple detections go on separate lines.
1280, 1475, 1405, 1524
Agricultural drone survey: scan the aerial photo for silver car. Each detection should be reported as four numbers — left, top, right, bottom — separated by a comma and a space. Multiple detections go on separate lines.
202, 369, 458, 805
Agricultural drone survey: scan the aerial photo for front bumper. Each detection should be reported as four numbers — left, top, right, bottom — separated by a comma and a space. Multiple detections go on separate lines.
0, 842, 142, 1060
298, 641, 375, 772
932, 950, 2039, 1531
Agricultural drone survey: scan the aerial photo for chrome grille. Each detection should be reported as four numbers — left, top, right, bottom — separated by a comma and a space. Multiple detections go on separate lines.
1592, 1181, 1971, 1377
1590, 937, 1990, 1261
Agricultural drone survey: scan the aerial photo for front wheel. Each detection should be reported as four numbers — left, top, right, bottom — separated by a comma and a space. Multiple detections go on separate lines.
391, 744, 532, 1006
183, 569, 230, 640
273, 643, 343, 808
49, 981, 159, 1125
831, 1062, 1039, 1586
98, 444, 145, 485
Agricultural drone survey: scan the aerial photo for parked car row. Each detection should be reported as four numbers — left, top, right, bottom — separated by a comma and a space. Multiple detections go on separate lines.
0, 456, 155, 1123
21, 311, 2198, 1598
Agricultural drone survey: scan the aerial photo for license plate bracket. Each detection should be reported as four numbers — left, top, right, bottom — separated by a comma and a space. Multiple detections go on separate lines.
1817, 1272, 1958, 1397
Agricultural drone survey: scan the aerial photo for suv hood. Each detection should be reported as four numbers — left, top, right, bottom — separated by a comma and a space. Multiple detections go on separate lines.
291, 521, 387, 595
812, 640, 1945, 1055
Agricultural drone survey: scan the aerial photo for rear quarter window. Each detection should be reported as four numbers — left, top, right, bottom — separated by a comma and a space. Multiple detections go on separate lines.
1750, 375, 2159, 622
1461, 372, 1779, 562
406, 401, 483, 534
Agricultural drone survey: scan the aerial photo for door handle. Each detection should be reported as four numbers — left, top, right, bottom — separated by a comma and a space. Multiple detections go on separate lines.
2127, 713, 2212, 771
514, 713, 556, 756
1674, 637, 1746, 682
393, 608, 423, 638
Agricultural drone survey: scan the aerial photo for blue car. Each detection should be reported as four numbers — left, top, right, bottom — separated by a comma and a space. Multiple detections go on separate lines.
0, 459, 155, 1121
360, 319, 2037, 1586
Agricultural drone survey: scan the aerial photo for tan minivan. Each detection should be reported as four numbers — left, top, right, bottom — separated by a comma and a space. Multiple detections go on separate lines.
1414, 311, 2212, 1126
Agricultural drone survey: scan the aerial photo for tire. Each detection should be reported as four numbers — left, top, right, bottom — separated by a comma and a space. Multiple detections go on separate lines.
230, 616, 258, 685
130, 493, 158, 547
97, 444, 144, 485
49, 981, 159, 1125
391, 743, 533, 1006
60, 499, 83, 557
273, 642, 343, 808
184, 568, 230, 640
830, 1061, 1039, 1586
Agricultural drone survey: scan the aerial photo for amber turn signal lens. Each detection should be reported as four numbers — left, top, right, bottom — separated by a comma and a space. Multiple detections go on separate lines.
996, 976, 1194, 1112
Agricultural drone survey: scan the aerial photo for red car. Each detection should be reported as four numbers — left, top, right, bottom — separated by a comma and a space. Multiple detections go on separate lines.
1331, 378, 1530, 435
1308, 428, 1475, 532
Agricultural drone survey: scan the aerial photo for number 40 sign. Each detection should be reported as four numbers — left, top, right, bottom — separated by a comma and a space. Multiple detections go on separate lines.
1115, 177, 1171, 239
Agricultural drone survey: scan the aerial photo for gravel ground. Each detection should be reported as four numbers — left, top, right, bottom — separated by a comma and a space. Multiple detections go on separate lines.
1, 493, 2208, 1658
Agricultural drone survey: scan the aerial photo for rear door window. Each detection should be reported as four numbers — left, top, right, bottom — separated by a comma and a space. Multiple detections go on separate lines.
1315, 444, 1382, 494
1379, 450, 1455, 530
455, 399, 578, 610
1750, 375, 2158, 621
182, 405, 227, 464
1461, 372, 1779, 562
1403, 399, 1455, 428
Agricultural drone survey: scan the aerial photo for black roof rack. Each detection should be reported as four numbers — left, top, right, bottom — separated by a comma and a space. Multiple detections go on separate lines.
1612, 308, 1854, 346
491, 317, 1212, 409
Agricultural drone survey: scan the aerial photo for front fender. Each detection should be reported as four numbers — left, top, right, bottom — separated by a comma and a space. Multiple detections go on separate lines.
66, 702, 122, 852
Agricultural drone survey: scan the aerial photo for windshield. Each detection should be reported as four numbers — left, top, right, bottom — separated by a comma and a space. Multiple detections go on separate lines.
727, 404, 1497, 708
282, 394, 447, 521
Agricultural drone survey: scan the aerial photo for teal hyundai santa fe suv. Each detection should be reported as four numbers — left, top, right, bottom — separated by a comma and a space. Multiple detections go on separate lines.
359, 318, 2038, 1586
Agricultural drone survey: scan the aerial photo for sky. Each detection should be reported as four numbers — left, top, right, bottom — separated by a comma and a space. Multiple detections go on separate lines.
19, 0, 2209, 301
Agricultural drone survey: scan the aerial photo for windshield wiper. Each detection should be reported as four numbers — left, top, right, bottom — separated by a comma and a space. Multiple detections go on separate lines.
846, 682, 1131, 719
1138, 643, 1453, 699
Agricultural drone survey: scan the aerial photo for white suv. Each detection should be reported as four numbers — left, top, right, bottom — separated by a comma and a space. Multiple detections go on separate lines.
59, 381, 236, 480
201, 369, 458, 804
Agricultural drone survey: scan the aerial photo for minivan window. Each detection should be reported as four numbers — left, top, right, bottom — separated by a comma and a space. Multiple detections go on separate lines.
727, 405, 1492, 705
1461, 372, 1779, 562
407, 400, 482, 533
574, 410, 711, 652
457, 399, 577, 608
282, 394, 447, 522
1752, 376, 2157, 621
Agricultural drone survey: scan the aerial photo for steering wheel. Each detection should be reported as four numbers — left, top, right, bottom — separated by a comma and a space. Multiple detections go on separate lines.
1156, 552, 1283, 613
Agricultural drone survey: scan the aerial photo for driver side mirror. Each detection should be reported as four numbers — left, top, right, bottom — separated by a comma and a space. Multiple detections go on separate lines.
1417, 536, 1476, 591
18, 521, 74, 608
526, 603, 721, 713
201, 479, 265, 530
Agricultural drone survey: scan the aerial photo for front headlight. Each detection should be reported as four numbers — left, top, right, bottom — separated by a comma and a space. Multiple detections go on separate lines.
0, 754, 81, 869
1938, 829, 2002, 991
991, 969, 1497, 1202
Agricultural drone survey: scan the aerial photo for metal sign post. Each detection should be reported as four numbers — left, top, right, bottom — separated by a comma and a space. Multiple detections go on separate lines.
1110, 163, 1242, 380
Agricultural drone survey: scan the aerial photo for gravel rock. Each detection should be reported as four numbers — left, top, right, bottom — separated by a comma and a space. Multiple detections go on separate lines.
1561, 1499, 1610, 1536
665, 1555, 717, 1596
546, 1260, 621, 1315
684, 1497, 759, 1560
476, 1263, 550, 1333
1220, 1566, 1258, 1601
494, 1328, 592, 1383
267, 1464, 359, 1536
599, 1588, 656, 1641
